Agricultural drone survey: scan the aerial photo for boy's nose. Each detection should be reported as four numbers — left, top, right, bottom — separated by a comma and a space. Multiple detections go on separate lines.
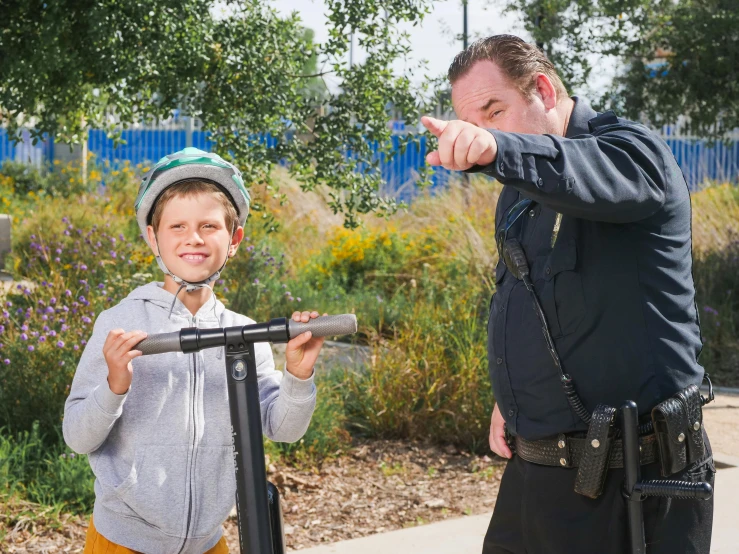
186, 231, 206, 245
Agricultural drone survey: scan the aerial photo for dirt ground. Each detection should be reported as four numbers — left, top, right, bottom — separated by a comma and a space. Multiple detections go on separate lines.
1, 440, 504, 553
3, 393, 737, 554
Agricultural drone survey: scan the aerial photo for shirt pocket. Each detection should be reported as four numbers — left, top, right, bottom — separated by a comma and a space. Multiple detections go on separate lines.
191, 445, 237, 538
539, 240, 586, 338
114, 445, 189, 536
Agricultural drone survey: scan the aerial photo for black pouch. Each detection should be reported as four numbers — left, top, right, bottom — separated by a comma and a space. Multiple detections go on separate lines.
574, 404, 616, 499
651, 384, 705, 477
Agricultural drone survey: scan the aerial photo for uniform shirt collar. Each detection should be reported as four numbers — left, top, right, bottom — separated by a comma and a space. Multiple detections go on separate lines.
565, 96, 597, 138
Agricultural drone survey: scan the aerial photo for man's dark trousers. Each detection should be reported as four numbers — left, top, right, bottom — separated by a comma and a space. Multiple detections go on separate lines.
482, 439, 715, 554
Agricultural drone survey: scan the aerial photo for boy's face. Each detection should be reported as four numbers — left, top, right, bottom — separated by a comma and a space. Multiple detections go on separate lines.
146, 192, 243, 284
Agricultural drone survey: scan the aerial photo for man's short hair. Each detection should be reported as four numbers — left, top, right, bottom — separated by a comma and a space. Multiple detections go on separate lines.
151, 180, 239, 234
448, 35, 568, 101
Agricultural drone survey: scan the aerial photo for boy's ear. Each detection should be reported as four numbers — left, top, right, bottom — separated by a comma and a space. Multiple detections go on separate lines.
229, 226, 245, 257
146, 225, 160, 257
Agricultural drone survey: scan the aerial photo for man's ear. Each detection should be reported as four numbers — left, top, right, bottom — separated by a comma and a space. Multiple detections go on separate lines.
534, 73, 558, 111
146, 225, 160, 257
229, 226, 245, 257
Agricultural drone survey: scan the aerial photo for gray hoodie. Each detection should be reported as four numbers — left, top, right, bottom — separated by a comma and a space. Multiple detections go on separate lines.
63, 282, 317, 553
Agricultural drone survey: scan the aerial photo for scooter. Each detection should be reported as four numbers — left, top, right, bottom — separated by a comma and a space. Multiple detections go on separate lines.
135, 314, 358, 554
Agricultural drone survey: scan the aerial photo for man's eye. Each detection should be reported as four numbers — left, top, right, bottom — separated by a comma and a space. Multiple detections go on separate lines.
491, 110, 503, 118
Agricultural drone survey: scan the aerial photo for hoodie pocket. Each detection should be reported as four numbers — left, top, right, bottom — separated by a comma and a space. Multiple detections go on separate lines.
190, 446, 237, 538
115, 445, 190, 536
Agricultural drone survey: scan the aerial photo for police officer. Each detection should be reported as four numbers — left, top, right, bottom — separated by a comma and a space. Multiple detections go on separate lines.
422, 35, 714, 553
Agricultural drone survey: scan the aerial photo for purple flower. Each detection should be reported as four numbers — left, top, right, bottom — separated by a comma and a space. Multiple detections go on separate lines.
50, 297, 57, 305
57, 340, 65, 348
49, 330, 57, 337
98, 283, 105, 289
703, 306, 719, 316
20, 333, 28, 340
5, 301, 12, 307
0, 325, 4, 334
1, 310, 7, 318
30, 234, 36, 239
55, 248, 62, 254
31, 331, 39, 337
55, 257, 61, 262
78, 296, 86, 302
41, 315, 48, 321
43, 325, 49, 332
61, 325, 69, 332
81, 340, 87, 345
110, 250, 117, 258
63, 230, 71, 236
28, 345, 34, 352
253, 278, 259, 284
73, 344, 79, 351
80, 264, 88, 271
64, 289, 72, 297
46, 307, 54, 314
3, 359, 8, 365
82, 316, 91, 324
23, 288, 31, 295
297, 297, 302, 302
39, 336, 46, 342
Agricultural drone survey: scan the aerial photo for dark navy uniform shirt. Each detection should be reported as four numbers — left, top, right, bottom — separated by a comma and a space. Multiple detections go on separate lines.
472, 97, 704, 440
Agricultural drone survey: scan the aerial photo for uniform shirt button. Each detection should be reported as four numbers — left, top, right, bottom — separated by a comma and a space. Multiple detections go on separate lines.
545, 266, 551, 275
496, 357, 503, 364
498, 162, 505, 172
499, 305, 505, 313
536, 177, 544, 187
508, 409, 515, 417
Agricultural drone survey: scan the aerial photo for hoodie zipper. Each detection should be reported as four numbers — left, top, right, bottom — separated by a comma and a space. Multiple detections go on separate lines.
178, 316, 199, 554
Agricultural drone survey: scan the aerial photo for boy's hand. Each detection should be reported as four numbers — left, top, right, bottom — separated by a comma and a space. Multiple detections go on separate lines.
285, 311, 326, 380
103, 329, 148, 395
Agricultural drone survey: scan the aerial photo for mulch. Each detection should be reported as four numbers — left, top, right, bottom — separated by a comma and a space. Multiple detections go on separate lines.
1, 440, 504, 553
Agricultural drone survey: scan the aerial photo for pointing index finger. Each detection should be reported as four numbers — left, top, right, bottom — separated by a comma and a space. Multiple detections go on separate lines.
420, 115, 448, 138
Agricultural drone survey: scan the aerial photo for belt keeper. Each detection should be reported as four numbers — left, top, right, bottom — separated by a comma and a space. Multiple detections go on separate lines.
557, 433, 570, 467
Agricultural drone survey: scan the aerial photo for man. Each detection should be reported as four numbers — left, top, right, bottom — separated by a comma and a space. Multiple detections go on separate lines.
422, 35, 714, 553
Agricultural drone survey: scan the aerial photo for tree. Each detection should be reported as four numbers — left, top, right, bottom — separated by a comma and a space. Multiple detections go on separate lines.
0, 0, 433, 227
505, 0, 739, 140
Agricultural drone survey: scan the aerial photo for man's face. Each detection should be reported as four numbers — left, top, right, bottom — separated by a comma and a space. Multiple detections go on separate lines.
451, 60, 553, 135
147, 193, 241, 283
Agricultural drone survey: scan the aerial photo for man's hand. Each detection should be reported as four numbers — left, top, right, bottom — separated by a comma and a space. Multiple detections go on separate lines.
104, 329, 148, 395
489, 403, 513, 459
421, 115, 498, 171
285, 311, 326, 380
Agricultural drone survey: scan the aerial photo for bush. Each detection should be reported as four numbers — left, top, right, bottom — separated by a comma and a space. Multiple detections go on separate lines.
0, 423, 95, 514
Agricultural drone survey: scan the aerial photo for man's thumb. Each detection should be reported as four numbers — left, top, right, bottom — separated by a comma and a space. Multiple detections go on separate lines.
421, 115, 448, 137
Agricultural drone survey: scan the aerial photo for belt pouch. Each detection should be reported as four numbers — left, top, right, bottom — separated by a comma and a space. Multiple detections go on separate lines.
574, 404, 616, 499
651, 384, 704, 477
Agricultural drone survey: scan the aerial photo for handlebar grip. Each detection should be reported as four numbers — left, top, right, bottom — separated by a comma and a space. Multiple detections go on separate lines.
288, 314, 357, 338
135, 331, 182, 356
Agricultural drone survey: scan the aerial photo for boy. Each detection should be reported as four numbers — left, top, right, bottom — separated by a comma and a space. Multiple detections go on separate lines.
64, 148, 323, 553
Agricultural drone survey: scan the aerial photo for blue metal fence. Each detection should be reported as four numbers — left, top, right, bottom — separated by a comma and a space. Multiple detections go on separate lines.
2, 124, 738, 196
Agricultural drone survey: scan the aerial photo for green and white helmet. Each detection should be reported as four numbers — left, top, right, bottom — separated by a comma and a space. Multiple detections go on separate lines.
134, 147, 251, 292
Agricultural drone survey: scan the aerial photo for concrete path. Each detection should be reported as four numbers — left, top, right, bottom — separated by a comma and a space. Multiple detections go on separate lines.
298, 455, 739, 553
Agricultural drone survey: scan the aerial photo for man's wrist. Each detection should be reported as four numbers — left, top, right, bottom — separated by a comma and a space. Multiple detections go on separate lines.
107, 376, 130, 395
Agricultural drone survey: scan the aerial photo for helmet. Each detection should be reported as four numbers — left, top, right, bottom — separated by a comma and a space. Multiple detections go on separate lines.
133, 147, 251, 293
135, 147, 250, 248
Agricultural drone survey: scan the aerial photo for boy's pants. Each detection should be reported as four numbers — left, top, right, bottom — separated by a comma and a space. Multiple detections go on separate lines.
84, 517, 229, 554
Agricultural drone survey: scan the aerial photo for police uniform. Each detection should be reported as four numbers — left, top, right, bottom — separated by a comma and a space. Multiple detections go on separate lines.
471, 97, 714, 553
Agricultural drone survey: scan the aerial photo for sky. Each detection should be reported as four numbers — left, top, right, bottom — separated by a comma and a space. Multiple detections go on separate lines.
270, 0, 530, 92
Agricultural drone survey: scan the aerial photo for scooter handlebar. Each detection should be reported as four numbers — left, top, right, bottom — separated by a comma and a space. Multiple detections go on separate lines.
134, 314, 358, 356
136, 331, 182, 356
288, 313, 357, 339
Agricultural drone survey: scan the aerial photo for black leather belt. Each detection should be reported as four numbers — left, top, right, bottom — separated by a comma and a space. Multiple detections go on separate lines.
513, 432, 658, 469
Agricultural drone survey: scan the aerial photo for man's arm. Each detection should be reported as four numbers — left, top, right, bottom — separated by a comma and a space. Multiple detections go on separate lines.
473, 126, 668, 223
422, 115, 670, 224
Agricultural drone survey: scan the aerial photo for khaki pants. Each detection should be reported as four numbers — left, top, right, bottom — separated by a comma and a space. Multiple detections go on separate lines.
83, 517, 229, 554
